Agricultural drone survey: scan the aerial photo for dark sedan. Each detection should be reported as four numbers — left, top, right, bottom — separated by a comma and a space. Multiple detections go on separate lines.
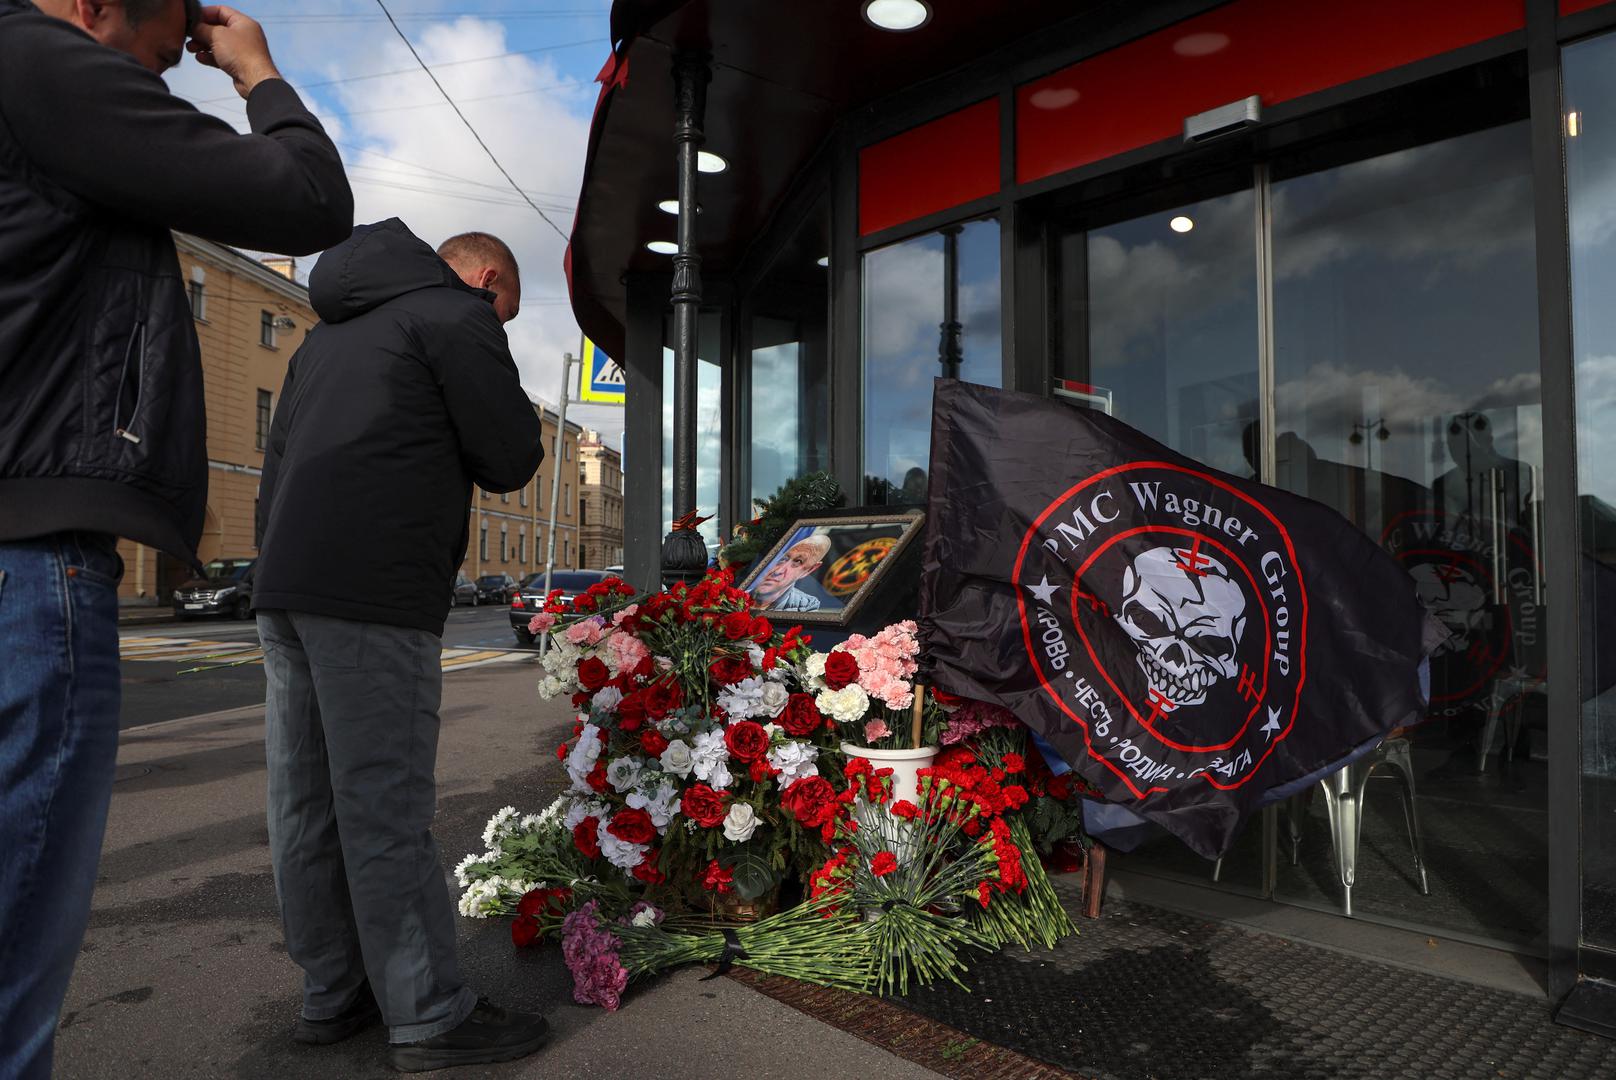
474, 573, 518, 605
509, 569, 611, 645
172, 558, 255, 620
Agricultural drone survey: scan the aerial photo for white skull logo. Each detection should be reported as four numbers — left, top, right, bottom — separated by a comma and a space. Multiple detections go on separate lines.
1114, 545, 1249, 709
1409, 562, 1488, 656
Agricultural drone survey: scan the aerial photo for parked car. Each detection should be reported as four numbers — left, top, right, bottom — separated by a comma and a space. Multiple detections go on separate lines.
509, 569, 611, 644
604, 564, 625, 576
173, 558, 255, 621
474, 573, 518, 606
451, 572, 478, 606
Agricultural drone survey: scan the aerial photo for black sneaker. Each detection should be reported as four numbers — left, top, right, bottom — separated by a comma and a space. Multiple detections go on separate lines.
292, 984, 383, 1046
388, 998, 551, 1073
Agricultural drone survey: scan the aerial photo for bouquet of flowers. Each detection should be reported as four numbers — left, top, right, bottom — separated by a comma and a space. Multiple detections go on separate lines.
561, 897, 873, 1010
535, 571, 851, 908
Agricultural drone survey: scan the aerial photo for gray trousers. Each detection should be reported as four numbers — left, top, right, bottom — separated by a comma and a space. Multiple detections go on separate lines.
258, 610, 476, 1044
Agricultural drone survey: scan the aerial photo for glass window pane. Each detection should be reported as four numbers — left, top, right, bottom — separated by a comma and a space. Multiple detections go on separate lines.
1075, 188, 1259, 478
661, 311, 724, 553
1271, 122, 1546, 946
1567, 30, 1616, 951
862, 218, 1001, 506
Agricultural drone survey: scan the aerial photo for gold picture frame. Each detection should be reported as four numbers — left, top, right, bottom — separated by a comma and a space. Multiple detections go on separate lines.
738, 511, 925, 626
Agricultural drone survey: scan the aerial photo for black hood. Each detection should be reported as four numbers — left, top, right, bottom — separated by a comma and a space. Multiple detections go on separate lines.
309, 218, 487, 324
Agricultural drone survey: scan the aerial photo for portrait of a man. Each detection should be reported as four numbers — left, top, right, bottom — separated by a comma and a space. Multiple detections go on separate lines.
750, 530, 830, 612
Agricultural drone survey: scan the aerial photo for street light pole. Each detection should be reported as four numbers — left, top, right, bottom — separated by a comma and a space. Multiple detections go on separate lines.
661, 51, 712, 587
543, 353, 575, 599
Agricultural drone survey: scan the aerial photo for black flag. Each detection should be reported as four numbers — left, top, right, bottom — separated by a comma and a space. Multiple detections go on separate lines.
919, 380, 1436, 860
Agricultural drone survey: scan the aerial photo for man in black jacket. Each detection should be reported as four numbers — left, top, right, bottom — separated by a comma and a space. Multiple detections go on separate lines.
254, 219, 549, 1072
0, 3, 351, 1074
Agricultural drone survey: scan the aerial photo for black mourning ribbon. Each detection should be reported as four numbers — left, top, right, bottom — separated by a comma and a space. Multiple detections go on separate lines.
700, 927, 749, 980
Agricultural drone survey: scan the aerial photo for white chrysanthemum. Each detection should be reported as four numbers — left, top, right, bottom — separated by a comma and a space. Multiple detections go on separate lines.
722, 803, 759, 843
536, 795, 567, 826
767, 740, 820, 787
457, 879, 502, 919
518, 814, 542, 831
592, 685, 624, 714
481, 806, 519, 849
452, 853, 487, 887
597, 820, 647, 871
816, 685, 870, 725
606, 755, 643, 793
626, 780, 681, 830
659, 738, 695, 779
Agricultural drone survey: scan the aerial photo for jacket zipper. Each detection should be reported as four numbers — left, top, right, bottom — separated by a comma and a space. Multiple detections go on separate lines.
113, 322, 146, 445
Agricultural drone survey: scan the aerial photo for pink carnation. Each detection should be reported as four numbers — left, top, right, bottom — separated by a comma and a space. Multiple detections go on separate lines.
564, 617, 607, 646
611, 604, 640, 628
527, 612, 557, 635
606, 631, 650, 675
864, 718, 891, 743
838, 621, 920, 710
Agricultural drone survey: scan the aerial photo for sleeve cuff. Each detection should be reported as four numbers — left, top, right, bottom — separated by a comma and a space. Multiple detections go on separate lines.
244, 77, 312, 131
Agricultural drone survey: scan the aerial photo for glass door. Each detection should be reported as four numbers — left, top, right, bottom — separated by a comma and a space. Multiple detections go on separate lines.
1052, 119, 1549, 948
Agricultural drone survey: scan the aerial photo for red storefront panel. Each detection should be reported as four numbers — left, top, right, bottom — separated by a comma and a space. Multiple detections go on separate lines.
1562, 0, 1613, 15
1017, 0, 1526, 185
859, 99, 1000, 236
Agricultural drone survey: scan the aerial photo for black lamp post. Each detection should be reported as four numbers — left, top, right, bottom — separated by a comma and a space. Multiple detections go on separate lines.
661, 52, 714, 587
937, 224, 963, 380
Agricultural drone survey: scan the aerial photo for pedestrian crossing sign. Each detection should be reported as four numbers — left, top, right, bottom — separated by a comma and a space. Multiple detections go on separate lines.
579, 338, 626, 404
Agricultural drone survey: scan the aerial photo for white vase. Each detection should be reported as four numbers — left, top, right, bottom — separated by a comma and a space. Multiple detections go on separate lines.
841, 743, 939, 867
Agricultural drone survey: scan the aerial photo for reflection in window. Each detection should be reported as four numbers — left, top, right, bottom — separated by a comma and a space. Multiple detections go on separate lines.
1065, 187, 1259, 477
1568, 31, 1616, 950
661, 311, 724, 551
1271, 121, 1546, 946
749, 200, 830, 513
862, 218, 1001, 505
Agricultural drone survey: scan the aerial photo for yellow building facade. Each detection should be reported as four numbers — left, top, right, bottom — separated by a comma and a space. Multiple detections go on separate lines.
578, 429, 624, 570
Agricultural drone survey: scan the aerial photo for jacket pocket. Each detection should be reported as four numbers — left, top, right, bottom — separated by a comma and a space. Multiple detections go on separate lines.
112, 322, 146, 444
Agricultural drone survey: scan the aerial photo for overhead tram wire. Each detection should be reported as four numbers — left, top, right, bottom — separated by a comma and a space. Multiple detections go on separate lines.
194, 38, 605, 105
372, 0, 569, 242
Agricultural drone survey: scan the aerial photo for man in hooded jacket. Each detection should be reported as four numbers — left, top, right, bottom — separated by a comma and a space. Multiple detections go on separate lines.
253, 219, 548, 1071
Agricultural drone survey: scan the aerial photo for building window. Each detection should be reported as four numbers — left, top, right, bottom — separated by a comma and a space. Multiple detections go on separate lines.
478, 521, 488, 561
579, 499, 588, 527
862, 217, 1001, 506
255, 389, 272, 451
518, 529, 526, 563
480, 488, 489, 500
564, 482, 571, 513
565, 440, 572, 462
501, 491, 509, 504
519, 485, 528, 508
564, 538, 571, 565
260, 310, 276, 348
188, 278, 207, 320
500, 524, 508, 561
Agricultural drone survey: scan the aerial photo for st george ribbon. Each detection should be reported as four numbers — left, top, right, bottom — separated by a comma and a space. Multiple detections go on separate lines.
919, 380, 1439, 860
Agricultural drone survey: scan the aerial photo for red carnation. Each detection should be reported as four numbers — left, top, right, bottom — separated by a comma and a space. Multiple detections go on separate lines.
780, 693, 825, 737
573, 818, 601, 860
890, 799, 919, 820
633, 849, 666, 885
724, 720, 770, 763
709, 655, 753, 686
585, 761, 609, 793
681, 783, 728, 828
555, 741, 569, 762
782, 775, 839, 829
643, 679, 684, 719
721, 611, 754, 641
700, 859, 735, 894
640, 728, 671, 758
822, 651, 860, 691
1048, 774, 1073, 801
871, 851, 899, 877
577, 657, 610, 692
511, 915, 540, 947
607, 807, 657, 846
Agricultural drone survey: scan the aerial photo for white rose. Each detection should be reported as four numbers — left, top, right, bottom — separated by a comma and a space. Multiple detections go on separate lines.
757, 682, 790, 719
722, 802, 759, 842
659, 739, 695, 779
606, 756, 643, 793
592, 685, 624, 714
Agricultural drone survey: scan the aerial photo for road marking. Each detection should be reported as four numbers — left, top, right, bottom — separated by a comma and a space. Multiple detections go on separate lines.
120, 636, 533, 672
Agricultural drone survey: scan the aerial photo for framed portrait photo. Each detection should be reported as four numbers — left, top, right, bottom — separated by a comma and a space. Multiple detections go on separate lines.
738, 511, 925, 626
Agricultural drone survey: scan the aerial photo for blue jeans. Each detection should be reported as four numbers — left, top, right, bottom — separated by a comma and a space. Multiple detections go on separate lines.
0, 534, 123, 1080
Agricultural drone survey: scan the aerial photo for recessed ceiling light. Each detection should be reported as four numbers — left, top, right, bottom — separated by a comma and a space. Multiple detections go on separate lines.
658, 199, 679, 214
696, 151, 728, 174
863, 0, 931, 32
1169, 215, 1195, 233
646, 240, 678, 255
817, 256, 829, 268
1029, 87, 1080, 111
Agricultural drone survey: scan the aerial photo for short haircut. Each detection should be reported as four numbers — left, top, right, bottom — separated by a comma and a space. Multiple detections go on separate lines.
126, 0, 199, 29
437, 232, 520, 282
789, 534, 831, 564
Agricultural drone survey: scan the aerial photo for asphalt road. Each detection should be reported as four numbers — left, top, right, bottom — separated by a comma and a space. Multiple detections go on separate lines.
118, 605, 534, 730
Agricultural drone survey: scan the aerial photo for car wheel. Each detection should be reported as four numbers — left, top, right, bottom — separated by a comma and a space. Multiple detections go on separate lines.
471, 593, 479, 607
232, 596, 252, 620
515, 629, 535, 646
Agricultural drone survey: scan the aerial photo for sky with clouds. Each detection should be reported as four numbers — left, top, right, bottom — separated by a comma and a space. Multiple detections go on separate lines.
164, 1, 625, 445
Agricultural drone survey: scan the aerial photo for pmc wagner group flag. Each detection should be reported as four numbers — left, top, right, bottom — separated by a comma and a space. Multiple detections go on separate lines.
919, 380, 1437, 860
